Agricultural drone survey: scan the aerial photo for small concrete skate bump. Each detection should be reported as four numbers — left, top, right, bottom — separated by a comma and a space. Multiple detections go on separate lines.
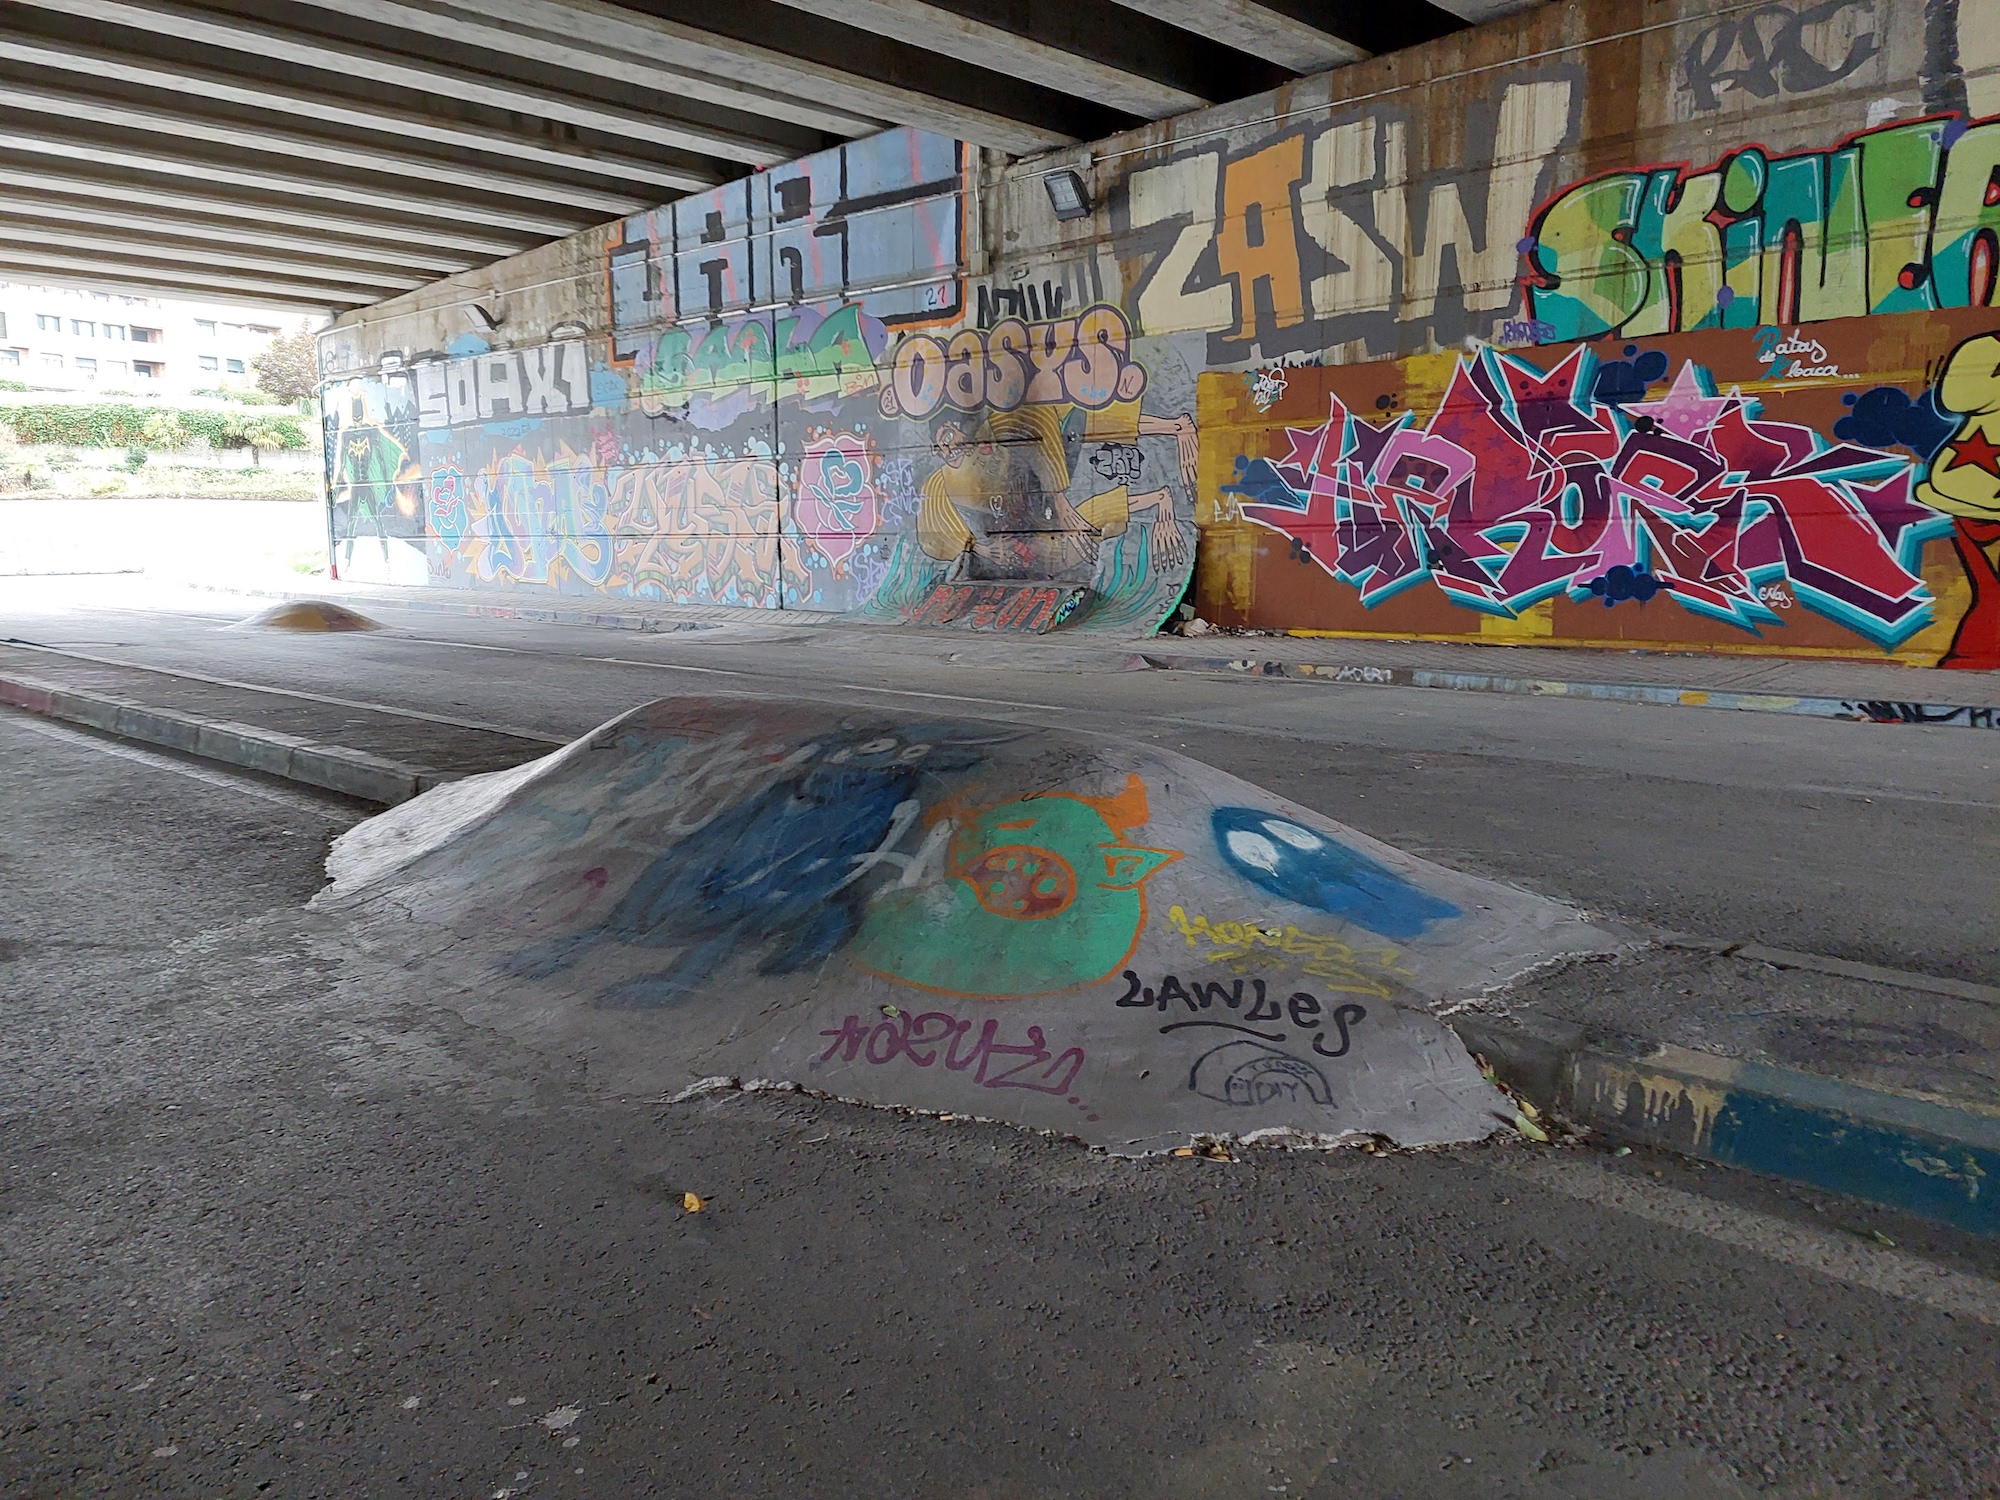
320, 694, 1618, 1154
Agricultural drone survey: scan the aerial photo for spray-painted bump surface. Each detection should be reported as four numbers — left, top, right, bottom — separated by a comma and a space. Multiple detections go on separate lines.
320, 695, 1617, 1153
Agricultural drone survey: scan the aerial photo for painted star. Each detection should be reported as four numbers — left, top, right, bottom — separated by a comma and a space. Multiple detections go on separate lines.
1942, 427, 2000, 478
1624, 361, 1733, 442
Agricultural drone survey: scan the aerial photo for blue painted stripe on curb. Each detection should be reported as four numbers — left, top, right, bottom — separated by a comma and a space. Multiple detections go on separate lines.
1455, 1017, 2000, 1237
1708, 1089, 1999, 1237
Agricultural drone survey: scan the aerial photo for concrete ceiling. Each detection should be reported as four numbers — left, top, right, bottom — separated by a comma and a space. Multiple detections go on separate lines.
0, 0, 1538, 313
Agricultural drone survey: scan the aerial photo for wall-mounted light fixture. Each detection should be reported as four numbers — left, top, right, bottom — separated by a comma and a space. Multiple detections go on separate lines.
1042, 167, 1092, 222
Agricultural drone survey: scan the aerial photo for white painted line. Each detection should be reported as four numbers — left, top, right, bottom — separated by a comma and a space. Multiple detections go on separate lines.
1498, 1152, 2000, 1328
1, 640, 569, 745
1, 707, 356, 819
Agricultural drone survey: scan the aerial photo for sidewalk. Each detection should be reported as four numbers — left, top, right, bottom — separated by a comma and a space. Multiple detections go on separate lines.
0, 641, 554, 803
203, 575, 2000, 732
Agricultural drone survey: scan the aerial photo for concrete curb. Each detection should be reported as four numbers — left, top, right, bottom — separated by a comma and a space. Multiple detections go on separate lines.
1452, 1012, 2000, 1236
0, 671, 450, 804
1148, 656, 2000, 731
191, 582, 836, 633
186, 583, 1998, 728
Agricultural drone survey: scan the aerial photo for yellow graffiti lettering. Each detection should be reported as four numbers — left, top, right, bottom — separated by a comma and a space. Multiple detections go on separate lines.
1164, 905, 1408, 999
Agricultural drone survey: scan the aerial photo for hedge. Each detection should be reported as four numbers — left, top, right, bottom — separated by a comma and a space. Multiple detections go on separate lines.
0, 404, 310, 450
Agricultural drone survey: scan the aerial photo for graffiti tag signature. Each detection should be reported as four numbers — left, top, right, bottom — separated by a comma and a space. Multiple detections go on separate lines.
817, 1009, 1086, 1096
1113, 970, 1367, 1060
1166, 905, 1406, 998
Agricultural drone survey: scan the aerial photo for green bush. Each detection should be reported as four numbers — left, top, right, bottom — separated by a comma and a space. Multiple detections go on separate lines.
0, 403, 310, 450
124, 446, 148, 471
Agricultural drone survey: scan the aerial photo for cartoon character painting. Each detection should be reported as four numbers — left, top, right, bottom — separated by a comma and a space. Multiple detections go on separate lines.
856, 773, 1180, 997
1916, 334, 2000, 670
916, 403, 1198, 580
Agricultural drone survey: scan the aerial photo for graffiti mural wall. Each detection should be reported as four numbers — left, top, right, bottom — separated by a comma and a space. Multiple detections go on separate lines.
317, 0, 2000, 661
1199, 309, 2000, 666
319, 129, 1202, 632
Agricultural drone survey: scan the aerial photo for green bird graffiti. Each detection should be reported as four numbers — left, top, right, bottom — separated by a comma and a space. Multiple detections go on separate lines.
855, 773, 1180, 998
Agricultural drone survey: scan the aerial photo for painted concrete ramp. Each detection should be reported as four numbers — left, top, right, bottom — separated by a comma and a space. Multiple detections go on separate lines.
319, 695, 1616, 1153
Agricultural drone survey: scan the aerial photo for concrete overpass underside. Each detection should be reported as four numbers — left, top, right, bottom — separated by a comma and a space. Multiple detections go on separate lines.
0, 0, 1531, 313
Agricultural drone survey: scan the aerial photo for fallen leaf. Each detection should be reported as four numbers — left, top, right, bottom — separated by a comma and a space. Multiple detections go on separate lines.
1172, 1147, 1196, 1158
1514, 1110, 1550, 1144
682, 1192, 704, 1212
880, 1005, 901, 1018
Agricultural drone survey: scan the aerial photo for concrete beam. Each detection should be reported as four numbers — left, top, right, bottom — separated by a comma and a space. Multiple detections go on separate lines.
0, 221, 427, 292
0, 188, 487, 275
777, 0, 1297, 117
425, 0, 1102, 154
0, 75, 679, 213
0, 28, 722, 195
0, 164, 526, 261
0, 118, 599, 239
16, 0, 807, 166
683, 0, 1213, 119
275, 0, 889, 140
1104, 0, 1369, 72
1209, 0, 1467, 58
0, 247, 381, 307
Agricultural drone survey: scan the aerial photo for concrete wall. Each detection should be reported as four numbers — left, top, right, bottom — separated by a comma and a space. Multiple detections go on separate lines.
320, 0, 2000, 664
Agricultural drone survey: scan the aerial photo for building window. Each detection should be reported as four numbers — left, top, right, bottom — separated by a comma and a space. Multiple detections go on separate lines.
195, 318, 216, 335
198, 355, 218, 371
74, 357, 97, 376
133, 361, 162, 378
72, 319, 94, 337
130, 326, 159, 344
0, 348, 19, 365
103, 324, 125, 340
36, 313, 60, 332
0, 312, 7, 341
225, 358, 245, 374
105, 359, 127, 377
245, 323, 278, 335
41, 353, 61, 369
89, 291, 110, 303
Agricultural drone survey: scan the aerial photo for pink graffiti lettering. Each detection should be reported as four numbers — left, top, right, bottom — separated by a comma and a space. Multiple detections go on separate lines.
1231, 347, 1943, 649
817, 1010, 1087, 1097
906, 582, 1077, 630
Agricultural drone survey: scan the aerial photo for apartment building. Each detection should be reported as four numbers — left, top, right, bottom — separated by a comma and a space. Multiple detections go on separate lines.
0, 282, 313, 399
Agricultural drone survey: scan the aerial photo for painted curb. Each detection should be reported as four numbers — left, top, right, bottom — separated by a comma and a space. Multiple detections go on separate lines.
1145, 656, 2000, 732
0, 671, 450, 804
1452, 1013, 2000, 1236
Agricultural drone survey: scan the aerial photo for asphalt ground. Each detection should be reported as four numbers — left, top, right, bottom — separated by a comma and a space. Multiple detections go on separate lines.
3, 582, 1994, 988
4, 593, 2000, 1495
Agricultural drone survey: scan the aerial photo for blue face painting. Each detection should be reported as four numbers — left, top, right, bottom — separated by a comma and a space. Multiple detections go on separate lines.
1210, 808, 1461, 940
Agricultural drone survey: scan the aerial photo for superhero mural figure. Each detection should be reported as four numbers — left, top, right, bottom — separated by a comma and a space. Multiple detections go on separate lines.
915, 400, 1197, 581
1916, 335, 2000, 669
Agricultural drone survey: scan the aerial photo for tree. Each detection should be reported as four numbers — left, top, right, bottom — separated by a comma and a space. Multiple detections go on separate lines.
137, 411, 185, 450
253, 324, 320, 405
234, 415, 299, 466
